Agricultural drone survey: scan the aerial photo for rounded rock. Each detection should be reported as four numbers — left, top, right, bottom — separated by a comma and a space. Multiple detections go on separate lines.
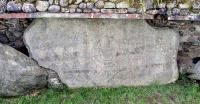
95, 1, 104, 9
22, 3, 36, 13
87, 2, 94, 9
36, 1, 49, 12
60, 0, 68, 7
7, 1, 22, 12
48, 5, 60, 13
79, 3, 86, 9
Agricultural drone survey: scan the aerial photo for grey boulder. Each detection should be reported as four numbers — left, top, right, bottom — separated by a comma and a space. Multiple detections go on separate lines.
24, 19, 179, 88
0, 43, 47, 97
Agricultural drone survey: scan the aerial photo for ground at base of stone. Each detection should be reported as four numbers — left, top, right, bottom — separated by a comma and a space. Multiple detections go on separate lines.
1, 78, 200, 104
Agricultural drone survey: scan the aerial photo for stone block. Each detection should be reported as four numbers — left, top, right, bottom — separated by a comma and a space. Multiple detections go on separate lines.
24, 19, 179, 88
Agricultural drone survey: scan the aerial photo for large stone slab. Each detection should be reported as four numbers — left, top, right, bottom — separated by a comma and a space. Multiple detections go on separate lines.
24, 19, 179, 88
0, 43, 47, 96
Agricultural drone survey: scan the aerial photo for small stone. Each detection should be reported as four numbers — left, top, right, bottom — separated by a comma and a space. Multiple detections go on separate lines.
179, 3, 190, 9
116, 2, 128, 8
136, 8, 144, 14
87, 2, 94, 9
7, 1, 22, 12
172, 8, 180, 15
0, 37, 9, 44
95, 1, 104, 9
104, 2, 115, 8
76, 8, 82, 13
22, 3, 36, 13
69, 5, 78, 9
48, 5, 60, 12
159, 8, 166, 14
115, 9, 127, 14
127, 8, 136, 13
167, 10, 172, 15
0, 1, 6, 13
70, 8, 76, 13
36, 1, 49, 12
158, 3, 166, 8
83, 9, 91, 13
92, 8, 100, 13
61, 8, 70, 13
75, 0, 82, 4
79, 3, 86, 9
180, 10, 189, 16
13, 32, 22, 37
101, 9, 115, 13
167, 3, 175, 10
193, 3, 200, 10
60, 0, 68, 7
187, 36, 199, 43
146, 10, 159, 15
145, 0, 153, 10
49, 0, 54, 5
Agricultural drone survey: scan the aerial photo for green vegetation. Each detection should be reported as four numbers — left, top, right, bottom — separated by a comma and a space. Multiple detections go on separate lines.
1, 79, 200, 104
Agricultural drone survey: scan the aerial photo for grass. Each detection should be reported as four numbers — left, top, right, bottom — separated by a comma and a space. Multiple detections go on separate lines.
1, 78, 200, 104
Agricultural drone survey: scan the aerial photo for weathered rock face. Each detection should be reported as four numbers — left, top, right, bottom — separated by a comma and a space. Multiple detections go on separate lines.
0, 43, 47, 96
188, 61, 200, 80
24, 19, 179, 88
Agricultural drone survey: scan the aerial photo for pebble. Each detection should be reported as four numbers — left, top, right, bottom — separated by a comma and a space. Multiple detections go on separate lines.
87, 2, 94, 9
60, 0, 68, 7
116, 2, 128, 8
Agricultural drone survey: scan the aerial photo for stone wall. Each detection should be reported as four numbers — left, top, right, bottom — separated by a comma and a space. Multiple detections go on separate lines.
0, 18, 199, 96
0, 0, 200, 17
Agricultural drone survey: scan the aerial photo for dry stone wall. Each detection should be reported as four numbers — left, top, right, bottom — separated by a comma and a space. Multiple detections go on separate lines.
0, 0, 200, 17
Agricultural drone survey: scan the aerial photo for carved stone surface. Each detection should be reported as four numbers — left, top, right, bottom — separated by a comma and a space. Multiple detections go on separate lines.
24, 19, 179, 88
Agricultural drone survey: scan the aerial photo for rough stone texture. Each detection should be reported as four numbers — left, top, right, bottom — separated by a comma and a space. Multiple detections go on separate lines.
116, 2, 129, 8
87, 2, 94, 9
127, 8, 136, 13
76, 8, 82, 13
69, 5, 78, 9
172, 8, 180, 15
47, 69, 65, 89
69, 8, 75, 13
22, 3, 36, 13
0, 43, 47, 96
92, 8, 100, 13
187, 61, 200, 80
7, 1, 22, 12
36, 1, 49, 12
24, 19, 179, 88
179, 3, 190, 9
0, 1, 6, 13
79, 3, 87, 9
60, 0, 68, 7
115, 9, 127, 14
48, 5, 60, 13
61, 7, 70, 13
104, 2, 115, 9
95, 1, 104, 9
83, 9, 91, 13
146, 10, 159, 15
74, 0, 82, 4
101, 9, 115, 13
